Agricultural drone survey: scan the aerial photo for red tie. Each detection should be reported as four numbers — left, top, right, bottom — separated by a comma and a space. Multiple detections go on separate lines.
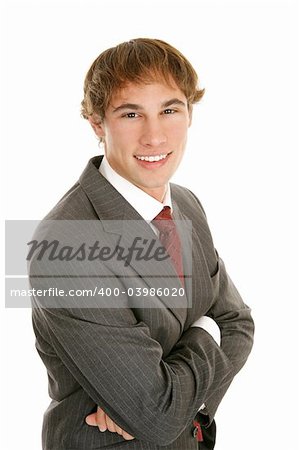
152, 206, 184, 286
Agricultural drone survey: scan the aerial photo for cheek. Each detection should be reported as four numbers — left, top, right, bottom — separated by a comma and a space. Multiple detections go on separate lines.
167, 120, 189, 141
109, 125, 137, 148
105, 127, 122, 150
171, 129, 188, 148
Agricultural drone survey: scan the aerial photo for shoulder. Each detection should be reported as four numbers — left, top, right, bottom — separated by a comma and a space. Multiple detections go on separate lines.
44, 156, 104, 221
170, 182, 207, 219
44, 182, 97, 221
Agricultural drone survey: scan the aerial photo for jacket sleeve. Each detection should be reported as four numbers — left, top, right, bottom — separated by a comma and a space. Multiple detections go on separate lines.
30, 268, 234, 447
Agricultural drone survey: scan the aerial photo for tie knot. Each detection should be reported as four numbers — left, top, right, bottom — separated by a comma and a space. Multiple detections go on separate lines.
153, 206, 172, 221
152, 206, 174, 234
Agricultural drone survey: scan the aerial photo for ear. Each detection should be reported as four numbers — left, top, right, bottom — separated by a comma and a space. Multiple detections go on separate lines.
88, 114, 105, 139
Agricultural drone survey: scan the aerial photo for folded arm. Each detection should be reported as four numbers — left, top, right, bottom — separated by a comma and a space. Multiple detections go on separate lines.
32, 294, 233, 446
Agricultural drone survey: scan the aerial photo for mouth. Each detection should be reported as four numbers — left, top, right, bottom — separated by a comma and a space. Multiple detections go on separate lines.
134, 152, 172, 163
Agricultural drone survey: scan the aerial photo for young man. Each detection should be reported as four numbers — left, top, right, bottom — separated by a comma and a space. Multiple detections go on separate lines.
30, 38, 254, 449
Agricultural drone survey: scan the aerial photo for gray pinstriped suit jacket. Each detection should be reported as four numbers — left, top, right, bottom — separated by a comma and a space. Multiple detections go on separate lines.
30, 156, 254, 449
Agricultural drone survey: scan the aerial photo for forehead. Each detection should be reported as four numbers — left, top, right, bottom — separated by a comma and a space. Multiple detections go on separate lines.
109, 80, 187, 106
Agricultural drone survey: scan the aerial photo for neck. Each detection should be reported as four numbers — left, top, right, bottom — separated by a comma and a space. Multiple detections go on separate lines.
136, 185, 167, 203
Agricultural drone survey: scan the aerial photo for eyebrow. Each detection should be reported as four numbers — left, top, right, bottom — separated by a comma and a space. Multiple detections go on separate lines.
112, 98, 187, 113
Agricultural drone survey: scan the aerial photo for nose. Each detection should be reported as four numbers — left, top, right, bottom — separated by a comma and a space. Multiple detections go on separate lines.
139, 118, 167, 148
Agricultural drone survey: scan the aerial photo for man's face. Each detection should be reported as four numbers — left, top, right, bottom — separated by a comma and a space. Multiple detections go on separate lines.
90, 80, 192, 201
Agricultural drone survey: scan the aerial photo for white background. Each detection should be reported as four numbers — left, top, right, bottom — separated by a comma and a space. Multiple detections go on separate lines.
1, 0, 298, 449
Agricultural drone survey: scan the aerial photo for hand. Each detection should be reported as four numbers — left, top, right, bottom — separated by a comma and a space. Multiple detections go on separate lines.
85, 406, 135, 440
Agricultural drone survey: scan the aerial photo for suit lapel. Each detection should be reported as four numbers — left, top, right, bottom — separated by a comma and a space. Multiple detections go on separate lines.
79, 156, 188, 332
171, 186, 216, 330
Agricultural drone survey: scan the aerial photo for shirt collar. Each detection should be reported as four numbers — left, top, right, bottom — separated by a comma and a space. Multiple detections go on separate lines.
99, 156, 172, 222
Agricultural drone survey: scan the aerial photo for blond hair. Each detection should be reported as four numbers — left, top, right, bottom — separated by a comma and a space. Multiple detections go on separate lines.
81, 38, 204, 121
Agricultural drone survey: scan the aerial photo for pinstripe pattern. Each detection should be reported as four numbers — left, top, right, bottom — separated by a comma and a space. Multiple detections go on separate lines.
30, 156, 254, 449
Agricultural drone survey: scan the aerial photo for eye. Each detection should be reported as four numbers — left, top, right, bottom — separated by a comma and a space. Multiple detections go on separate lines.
122, 112, 139, 119
163, 109, 176, 115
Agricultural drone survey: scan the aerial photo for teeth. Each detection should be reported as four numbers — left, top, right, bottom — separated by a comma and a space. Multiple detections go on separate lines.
135, 154, 168, 162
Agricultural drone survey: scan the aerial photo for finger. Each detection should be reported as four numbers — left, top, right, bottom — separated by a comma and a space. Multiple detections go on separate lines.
122, 430, 135, 440
103, 415, 125, 437
96, 407, 107, 432
85, 412, 98, 426
109, 421, 135, 440
105, 414, 116, 433
113, 422, 123, 436
85, 409, 135, 440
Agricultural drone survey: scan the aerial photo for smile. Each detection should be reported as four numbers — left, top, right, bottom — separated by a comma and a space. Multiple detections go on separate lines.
134, 153, 171, 162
